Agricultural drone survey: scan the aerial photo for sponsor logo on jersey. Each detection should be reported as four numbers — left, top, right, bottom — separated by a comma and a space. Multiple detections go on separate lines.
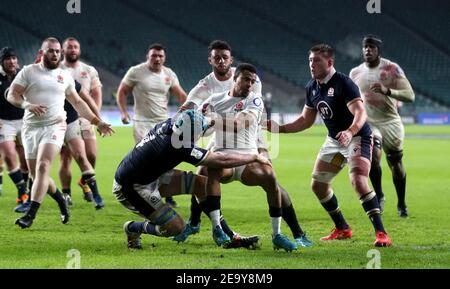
317, 101, 333, 120
57, 75, 64, 84
190, 148, 204, 160
253, 97, 262, 107
327, 87, 334, 97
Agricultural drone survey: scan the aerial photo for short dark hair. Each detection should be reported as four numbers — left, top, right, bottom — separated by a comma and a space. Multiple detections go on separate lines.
208, 40, 231, 55
309, 44, 334, 59
363, 34, 383, 51
234, 63, 257, 80
41, 37, 60, 50
63, 37, 80, 46
148, 43, 166, 53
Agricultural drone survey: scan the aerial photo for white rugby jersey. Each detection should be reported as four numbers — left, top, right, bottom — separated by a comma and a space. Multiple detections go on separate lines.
203, 91, 264, 153
60, 61, 102, 93
350, 58, 406, 124
187, 67, 262, 107
12, 63, 75, 126
121, 63, 179, 122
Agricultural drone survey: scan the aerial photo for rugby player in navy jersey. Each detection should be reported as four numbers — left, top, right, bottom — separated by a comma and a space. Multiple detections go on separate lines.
0, 47, 29, 210
113, 109, 271, 249
268, 44, 392, 247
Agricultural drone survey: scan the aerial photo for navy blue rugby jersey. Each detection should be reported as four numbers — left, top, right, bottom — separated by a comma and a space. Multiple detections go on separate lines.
115, 119, 208, 186
0, 69, 24, 120
305, 72, 371, 139
64, 80, 82, 124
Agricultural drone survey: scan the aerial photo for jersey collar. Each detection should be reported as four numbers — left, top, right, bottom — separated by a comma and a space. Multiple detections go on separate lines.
318, 67, 336, 85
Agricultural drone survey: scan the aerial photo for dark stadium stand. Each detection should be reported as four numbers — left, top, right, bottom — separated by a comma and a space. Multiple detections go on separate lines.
0, 0, 448, 111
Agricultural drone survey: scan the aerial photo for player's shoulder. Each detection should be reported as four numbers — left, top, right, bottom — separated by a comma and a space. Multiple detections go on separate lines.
380, 58, 405, 77
161, 65, 176, 75
78, 61, 98, 73
349, 63, 365, 76
208, 90, 228, 103
305, 78, 316, 90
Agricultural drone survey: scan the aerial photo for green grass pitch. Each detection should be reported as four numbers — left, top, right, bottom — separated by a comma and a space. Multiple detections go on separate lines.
0, 125, 449, 268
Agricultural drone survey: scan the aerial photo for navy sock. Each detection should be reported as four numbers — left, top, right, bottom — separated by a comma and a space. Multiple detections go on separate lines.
62, 188, 71, 196
189, 195, 202, 227
320, 193, 349, 230
370, 163, 384, 200
282, 204, 304, 238
82, 173, 100, 197
9, 169, 27, 197
394, 174, 406, 208
361, 192, 385, 233
26, 201, 41, 219
220, 214, 235, 238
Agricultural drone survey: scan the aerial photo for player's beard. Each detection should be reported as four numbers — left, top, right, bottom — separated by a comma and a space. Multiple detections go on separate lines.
65, 53, 79, 63
43, 55, 61, 69
214, 65, 230, 77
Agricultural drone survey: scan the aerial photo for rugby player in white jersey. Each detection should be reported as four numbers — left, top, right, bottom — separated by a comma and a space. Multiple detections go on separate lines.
117, 43, 187, 207
7, 37, 114, 229
175, 41, 312, 249
350, 35, 415, 217
60, 37, 105, 208
197, 63, 298, 251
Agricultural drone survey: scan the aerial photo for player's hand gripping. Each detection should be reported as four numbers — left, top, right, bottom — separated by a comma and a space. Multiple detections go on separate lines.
255, 154, 272, 167
369, 82, 390, 95
336, 130, 353, 147
266, 120, 281, 133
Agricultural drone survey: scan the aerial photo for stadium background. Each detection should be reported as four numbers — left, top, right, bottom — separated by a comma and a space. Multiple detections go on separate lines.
0, 0, 449, 269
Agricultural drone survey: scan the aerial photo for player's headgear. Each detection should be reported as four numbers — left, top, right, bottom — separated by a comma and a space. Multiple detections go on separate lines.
363, 35, 383, 53
172, 109, 209, 141
0, 47, 17, 63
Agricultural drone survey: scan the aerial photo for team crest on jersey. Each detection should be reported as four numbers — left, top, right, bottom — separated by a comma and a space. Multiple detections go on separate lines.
327, 87, 334, 97
80, 71, 88, 79
57, 75, 64, 84
164, 76, 171, 85
234, 101, 244, 111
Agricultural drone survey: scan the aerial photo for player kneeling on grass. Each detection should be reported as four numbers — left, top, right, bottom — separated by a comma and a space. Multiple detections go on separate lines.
113, 109, 269, 249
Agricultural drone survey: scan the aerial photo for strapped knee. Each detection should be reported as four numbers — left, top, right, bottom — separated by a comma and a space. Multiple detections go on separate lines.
312, 171, 338, 184
181, 171, 195, 195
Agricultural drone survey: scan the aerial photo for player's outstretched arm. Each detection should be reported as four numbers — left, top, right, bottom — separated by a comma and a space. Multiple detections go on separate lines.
267, 105, 316, 134
66, 90, 114, 137
202, 151, 271, 168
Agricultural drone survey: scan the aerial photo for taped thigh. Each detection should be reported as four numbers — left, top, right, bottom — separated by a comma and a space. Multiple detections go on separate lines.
312, 171, 338, 184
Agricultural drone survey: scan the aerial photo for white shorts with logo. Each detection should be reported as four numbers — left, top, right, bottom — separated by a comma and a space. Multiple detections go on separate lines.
22, 122, 67, 159
0, 119, 23, 144
317, 135, 373, 168
79, 117, 96, 140
133, 120, 160, 143
369, 119, 404, 152
65, 120, 82, 142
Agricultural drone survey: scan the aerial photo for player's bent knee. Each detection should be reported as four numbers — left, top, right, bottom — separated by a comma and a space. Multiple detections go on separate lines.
149, 204, 185, 237
386, 150, 403, 164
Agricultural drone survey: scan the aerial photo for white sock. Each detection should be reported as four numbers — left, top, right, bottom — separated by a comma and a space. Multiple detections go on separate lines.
209, 209, 221, 228
271, 217, 281, 236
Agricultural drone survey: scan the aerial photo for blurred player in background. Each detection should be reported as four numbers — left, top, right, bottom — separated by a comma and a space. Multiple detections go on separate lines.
61, 37, 105, 209
269, 44, 392, 247
0, 47, 30, 211
350, 35, 415, 217
117, 43, 187, 208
